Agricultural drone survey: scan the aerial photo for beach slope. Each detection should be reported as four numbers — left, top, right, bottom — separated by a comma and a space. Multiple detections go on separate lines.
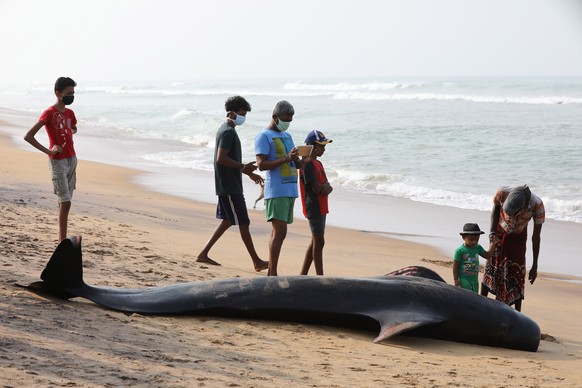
1, 118, 581, 387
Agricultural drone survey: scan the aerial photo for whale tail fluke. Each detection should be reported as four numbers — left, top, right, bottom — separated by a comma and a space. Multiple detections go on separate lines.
40, 235, 85, 289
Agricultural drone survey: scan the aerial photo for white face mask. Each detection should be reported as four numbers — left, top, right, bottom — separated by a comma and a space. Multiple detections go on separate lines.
276, 117, 290, 132
230, 113, 246, 126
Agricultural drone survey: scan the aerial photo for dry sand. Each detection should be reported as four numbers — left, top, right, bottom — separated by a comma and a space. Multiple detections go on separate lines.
1, 117, 582, 387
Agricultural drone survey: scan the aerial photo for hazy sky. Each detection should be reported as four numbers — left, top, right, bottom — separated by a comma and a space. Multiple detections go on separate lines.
1, 0, 581, 84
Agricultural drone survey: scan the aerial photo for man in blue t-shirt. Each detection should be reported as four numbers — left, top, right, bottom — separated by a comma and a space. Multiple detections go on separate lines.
255, 101, 309, 276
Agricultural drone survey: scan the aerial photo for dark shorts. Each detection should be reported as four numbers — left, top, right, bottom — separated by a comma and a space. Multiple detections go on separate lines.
216, 193, 250, 226
308, 214, 326, 234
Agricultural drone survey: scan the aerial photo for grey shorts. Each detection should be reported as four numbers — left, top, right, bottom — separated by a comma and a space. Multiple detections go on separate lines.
49, 156, 77, 203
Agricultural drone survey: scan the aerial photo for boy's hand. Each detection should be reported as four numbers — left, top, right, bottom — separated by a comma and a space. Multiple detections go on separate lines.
320, 182, 333, 195
241, 161, 258, 175
489, 233, 498, 244
49, 144, 62, 155
288, 147, 299, 162
249, 173, 264, 185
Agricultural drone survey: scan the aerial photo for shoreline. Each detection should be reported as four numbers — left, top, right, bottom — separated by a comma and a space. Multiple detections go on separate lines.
2, 106, 582, 280
140, 165, 582, 282
0, 127, 444, 278
2, 110, 582, 387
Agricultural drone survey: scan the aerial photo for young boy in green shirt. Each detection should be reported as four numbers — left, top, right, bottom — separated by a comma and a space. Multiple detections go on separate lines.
453, 223, 494, 293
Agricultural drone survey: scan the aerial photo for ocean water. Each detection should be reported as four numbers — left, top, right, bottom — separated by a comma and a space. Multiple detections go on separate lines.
2, 77, 581, 224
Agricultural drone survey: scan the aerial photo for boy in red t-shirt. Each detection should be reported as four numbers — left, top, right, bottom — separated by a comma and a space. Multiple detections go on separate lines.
299, 130, 333, 275
24, 77, 78, 242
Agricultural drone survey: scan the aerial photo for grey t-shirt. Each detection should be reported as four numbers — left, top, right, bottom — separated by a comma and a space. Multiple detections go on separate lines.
214, 122, 243, 196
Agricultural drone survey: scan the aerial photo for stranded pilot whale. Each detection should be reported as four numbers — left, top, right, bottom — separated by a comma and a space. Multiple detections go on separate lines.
26, 236, 541, 352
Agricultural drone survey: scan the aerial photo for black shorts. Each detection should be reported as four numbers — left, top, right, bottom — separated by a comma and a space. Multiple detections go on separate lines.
216, 193, 250, 226
308, 214, 326, 234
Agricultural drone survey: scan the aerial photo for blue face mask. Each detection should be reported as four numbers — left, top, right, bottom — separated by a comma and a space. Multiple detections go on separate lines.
276, 117, 290, 132
232, 113, 246, 126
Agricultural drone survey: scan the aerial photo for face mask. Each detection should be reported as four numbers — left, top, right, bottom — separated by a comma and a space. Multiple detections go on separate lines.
276, 117, 290, 132
62, 94, 74, 105
232, 113, 246, 126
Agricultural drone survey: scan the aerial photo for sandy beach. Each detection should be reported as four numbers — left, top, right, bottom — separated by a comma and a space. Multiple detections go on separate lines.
1, 112, 582, 387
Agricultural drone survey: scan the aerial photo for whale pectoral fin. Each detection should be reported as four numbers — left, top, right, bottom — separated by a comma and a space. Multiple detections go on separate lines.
373, 316, 445, 343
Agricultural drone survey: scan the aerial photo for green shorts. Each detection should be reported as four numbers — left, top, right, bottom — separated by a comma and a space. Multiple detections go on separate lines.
265, 197, 295, 224
459, 276, 479, 293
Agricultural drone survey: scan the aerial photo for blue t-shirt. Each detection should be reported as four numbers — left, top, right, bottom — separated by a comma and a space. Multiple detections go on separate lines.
254, 128, 298, 199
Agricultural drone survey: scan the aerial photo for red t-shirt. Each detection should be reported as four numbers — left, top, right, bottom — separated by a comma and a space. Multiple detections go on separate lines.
39, 106, 77, 159
299, 159, 329, 218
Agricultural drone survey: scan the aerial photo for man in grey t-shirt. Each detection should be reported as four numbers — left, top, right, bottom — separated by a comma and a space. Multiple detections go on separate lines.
196, 96, 268, 271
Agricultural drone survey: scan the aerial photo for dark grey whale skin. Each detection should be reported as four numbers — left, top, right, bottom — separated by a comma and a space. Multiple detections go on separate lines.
28, 236, 541, 352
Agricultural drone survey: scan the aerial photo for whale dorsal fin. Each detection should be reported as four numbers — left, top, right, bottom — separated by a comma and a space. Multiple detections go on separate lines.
40, 236, 84, 288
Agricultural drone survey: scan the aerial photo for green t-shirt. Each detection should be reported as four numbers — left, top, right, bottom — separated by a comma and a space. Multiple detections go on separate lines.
453, 244, 486, 278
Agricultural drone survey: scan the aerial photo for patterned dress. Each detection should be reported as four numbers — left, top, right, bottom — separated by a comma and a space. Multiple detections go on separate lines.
482, 186, 545, 305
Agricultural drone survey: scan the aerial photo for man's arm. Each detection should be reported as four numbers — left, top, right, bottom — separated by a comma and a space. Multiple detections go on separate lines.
216, 147, 257, 174
490, 203, 501, 234
489, 202, 501, 244
24, 121, 60, 156
255, 147, 299, 171
529, 223, 542, 284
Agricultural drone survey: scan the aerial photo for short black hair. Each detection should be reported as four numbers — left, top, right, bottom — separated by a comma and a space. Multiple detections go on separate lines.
225, 96, 251, 112
54, 77, 77, 92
